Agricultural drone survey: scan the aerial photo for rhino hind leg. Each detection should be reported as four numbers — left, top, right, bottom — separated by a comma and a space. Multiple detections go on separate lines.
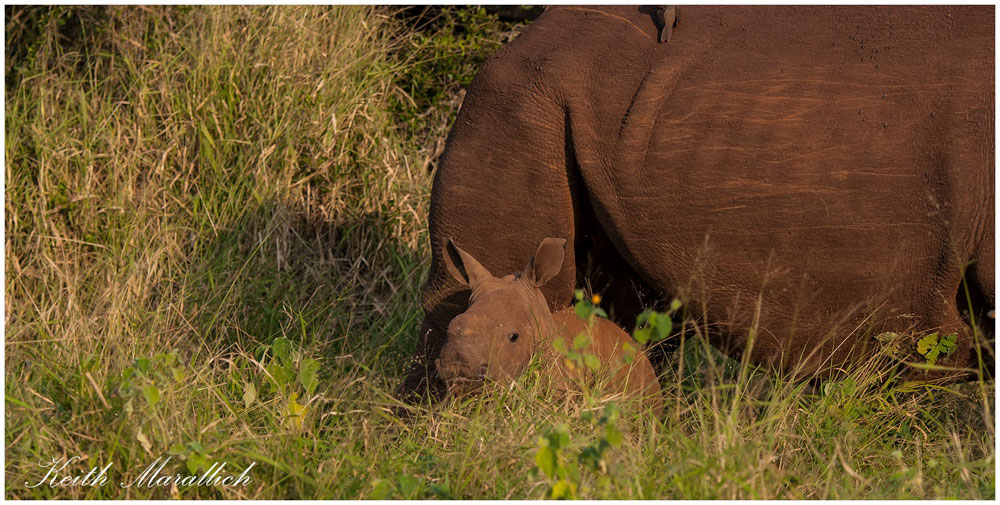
963, 236, 995, 376
914, 270, 990, 382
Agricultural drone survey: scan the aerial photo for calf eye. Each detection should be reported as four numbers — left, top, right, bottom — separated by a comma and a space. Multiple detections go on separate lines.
508, 332, 519, 343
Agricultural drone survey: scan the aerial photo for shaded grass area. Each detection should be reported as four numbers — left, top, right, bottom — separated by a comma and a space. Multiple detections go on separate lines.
4, 5, 994, 499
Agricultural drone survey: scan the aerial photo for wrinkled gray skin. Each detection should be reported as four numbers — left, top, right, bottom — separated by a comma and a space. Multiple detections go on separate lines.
435, 237, 566, 394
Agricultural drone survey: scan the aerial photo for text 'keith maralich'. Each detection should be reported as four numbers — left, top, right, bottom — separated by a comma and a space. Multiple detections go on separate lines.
26, 456, 256, 489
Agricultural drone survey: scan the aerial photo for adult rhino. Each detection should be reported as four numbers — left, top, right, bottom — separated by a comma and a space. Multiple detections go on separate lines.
397, 5, 994, 401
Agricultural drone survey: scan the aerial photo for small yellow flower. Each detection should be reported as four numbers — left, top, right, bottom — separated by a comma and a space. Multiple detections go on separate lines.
591, 294, 601, 305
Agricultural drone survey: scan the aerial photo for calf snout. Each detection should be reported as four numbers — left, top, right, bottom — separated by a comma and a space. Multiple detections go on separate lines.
438, 316, 490, 377
435, 358, 487, 380
435, 353, 487, 397
434, 350, 488, 382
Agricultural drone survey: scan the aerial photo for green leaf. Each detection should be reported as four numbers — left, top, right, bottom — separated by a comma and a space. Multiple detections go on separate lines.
254, 344, 269, 362
634, 309, 673, 343
925, 348, 941, 366
286, 392, 308, 429
142, 385, 160, 406
428, 483, 452, 499
552, 338, 567, 354
369, 479, 394, 500
572, 332, 591, 351
652, 317, 672, 341
186, 454, 210, 474
156, 351, 176, 367
917, 332, 958, 365
535, 446, 557, 479
605, 424, 623, 446
634, 327, 651, 345
940, 333, 958, 355
556, 425, 571, 447
243, 381, 257, 408
397, 474, 422, 499
583, 353, 601, 372
272, 337, 292, 367
916, 333, 939, 356
186, 440, 207, 454
842, 377, 857, 396
635, 308, 653, 328
670, 298, 683, 312
550, 480, 577, 499
578, 446, 601, 470
266, 363, 294, 393
575, 301, 591, 321
135, 357, 151, 374
299, 358, 320, 397
602, 402, 621, 423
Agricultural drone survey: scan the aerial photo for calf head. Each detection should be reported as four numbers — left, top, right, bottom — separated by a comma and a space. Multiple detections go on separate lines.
435, 237, 567, 395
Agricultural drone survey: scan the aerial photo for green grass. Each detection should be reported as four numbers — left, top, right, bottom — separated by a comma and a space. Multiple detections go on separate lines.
4, 5, 994, 499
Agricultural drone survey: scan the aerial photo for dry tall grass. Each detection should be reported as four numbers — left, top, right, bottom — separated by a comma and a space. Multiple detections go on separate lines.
7, 6, 437, 498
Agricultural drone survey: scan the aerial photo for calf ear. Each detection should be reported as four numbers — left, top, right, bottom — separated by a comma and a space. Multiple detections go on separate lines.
443, 238, 493, 288
525, 237, 567, 286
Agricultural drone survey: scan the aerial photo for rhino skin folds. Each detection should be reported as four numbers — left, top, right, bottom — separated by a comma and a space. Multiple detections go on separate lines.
397, 5, 995, 403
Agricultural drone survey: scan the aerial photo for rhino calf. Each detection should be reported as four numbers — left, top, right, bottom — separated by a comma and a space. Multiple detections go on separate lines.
434, 237, 662, 414
549, 306, 663, 414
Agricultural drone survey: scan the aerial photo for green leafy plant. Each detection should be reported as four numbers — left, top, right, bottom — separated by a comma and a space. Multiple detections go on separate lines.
167, 440, 214, 474
573, 289, 608, 321
533, 403, 625, 499
259, 337, 321, 429
578, 403, 624, 474
391, 6, 508, 127
552, 333, 602, 373
916, 332, 958, 366
634, 298, 683, 345
369, 474, 451, 499
115, 350, 185, 414
534, 423, 578, 499
552, 290, 608, 373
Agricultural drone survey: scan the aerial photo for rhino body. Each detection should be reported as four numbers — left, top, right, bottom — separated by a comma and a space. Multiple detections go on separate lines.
401, 6, 994, 400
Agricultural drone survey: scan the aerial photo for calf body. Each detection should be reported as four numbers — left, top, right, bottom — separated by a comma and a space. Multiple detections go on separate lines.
549, 308, 662, 415
435, 237, 662, 414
